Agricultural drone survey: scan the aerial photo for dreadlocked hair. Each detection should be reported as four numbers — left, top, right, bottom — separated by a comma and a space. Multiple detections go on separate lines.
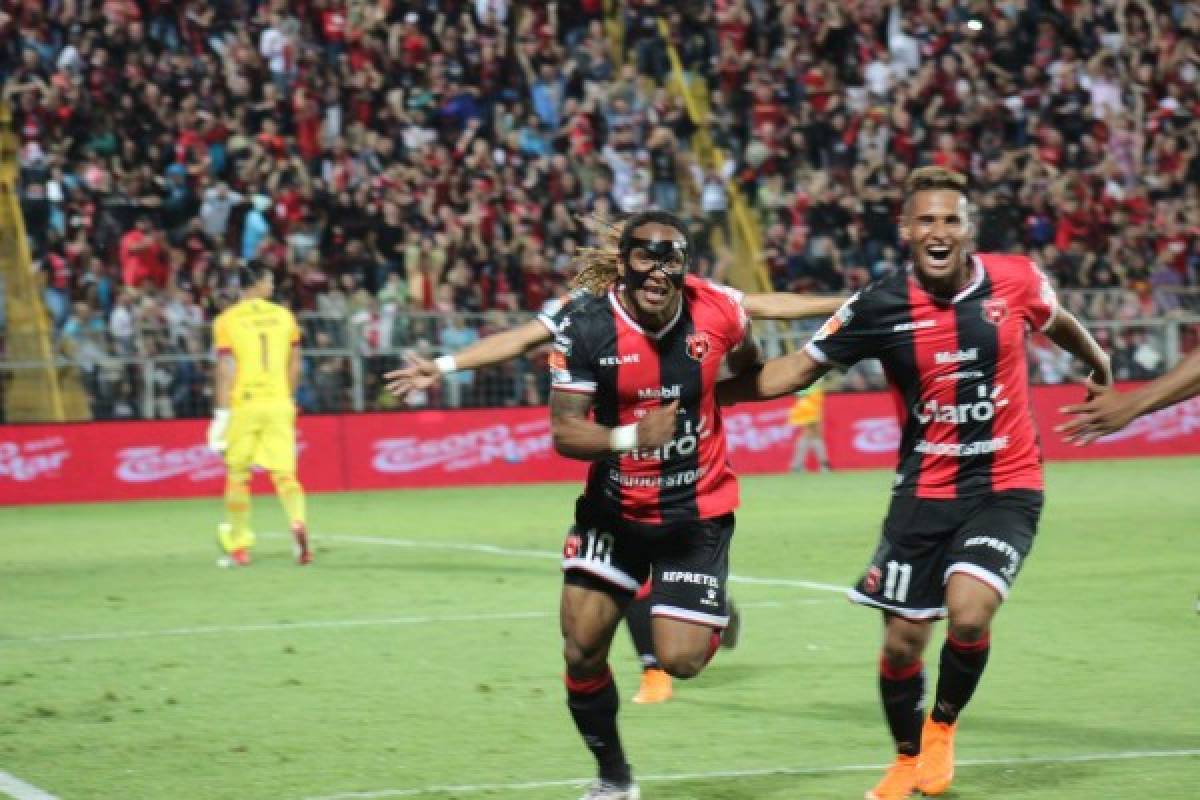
570, 210, 691, 294
570, 218, 623, 294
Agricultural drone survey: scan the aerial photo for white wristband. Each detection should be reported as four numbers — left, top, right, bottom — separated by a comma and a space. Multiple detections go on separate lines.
609, 423, 639, 453
434, 355, 458, 374
213, 408, 231, 425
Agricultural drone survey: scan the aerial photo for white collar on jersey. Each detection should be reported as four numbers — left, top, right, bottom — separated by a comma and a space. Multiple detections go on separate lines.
608, 284, 684, 339
906, 254, 985, 304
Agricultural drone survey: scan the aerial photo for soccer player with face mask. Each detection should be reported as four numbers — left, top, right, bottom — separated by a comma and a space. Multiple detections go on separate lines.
544, 210, 766, 800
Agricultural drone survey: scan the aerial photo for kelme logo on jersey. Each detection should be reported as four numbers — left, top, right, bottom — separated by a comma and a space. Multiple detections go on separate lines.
982, 297, 1009, 325
914, 384, 1008, 425
686, 332, 712, 362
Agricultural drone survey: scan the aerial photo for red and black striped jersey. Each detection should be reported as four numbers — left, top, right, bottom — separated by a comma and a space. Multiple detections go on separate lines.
806, 253, 1058, 499
550, 275, 750, 525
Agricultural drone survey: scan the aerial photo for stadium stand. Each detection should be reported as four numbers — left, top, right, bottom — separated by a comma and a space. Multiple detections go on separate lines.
0, 0, 1197, 419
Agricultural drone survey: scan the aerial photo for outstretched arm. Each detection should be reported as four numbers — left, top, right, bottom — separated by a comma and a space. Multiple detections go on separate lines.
717, 348, 830, 406
384, 319, 553, 398
1057, 346, 1200, 444
550, 391, 679, 461
741, 292, 847, 320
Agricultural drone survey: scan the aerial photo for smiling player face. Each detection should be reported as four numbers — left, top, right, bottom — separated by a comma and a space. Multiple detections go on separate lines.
902, 189, 973, 296
620, 221, 688, 324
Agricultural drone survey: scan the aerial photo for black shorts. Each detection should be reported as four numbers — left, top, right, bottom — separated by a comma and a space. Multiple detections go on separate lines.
849, 489, 1044, 620
561, 496, 734, 629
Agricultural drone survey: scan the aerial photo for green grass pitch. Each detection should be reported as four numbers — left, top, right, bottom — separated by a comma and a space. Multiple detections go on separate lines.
1, 458, 1197, 799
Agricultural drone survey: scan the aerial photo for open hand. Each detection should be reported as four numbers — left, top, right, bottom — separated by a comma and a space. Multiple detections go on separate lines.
1054, 378, 1139, 446
383, 353, 441, 399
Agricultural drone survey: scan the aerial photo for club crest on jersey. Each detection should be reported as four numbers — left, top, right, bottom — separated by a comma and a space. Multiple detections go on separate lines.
686, 332, 712, 362
982, 298, 1009, 325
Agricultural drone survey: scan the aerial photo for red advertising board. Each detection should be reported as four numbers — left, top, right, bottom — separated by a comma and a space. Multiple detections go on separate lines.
340, 409, 589, 489
1, 384, 1196, 506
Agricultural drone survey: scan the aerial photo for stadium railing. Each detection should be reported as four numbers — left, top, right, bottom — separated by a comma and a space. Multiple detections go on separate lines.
2, 304, 1197, 421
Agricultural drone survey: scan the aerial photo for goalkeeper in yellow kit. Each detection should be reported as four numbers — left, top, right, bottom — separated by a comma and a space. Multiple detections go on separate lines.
206, 262, 312, 566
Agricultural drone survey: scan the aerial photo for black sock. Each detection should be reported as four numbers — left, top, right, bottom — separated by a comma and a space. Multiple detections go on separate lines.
879, 656, 925, 756
566, 668, 631, 784
625, 595, 658, 669
932, 633, 990, 724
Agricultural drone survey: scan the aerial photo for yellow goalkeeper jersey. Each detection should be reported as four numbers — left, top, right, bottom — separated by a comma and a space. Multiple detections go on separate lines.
213, 298, 301, 406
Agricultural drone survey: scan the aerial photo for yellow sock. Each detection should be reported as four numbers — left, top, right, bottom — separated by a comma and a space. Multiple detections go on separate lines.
271, 471, 306, 530
224, 468, 252, 546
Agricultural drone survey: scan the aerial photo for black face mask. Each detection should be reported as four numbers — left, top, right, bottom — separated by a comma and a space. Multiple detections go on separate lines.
623, 237, 688, 290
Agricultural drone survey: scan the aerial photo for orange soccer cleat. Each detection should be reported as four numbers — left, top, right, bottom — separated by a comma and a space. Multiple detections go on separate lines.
631, 668, 672, 704
229, 547, 251, 567
865, 754, 917, 800
916, 717, 957, 795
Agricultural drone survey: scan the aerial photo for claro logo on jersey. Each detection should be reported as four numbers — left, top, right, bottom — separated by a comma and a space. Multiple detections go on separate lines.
914, 384, 1008, 425
629, 416, 709, 461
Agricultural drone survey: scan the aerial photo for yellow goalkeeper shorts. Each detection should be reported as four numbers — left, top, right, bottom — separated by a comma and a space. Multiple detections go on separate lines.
225, 400, 297, 474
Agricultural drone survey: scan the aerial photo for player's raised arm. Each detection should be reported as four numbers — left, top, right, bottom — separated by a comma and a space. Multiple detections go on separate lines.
1057, 344, 1200, 445
740, 292, 848, 320
384, 319, 553, 398
549, 390, 679, 461
717, 349, 829, 406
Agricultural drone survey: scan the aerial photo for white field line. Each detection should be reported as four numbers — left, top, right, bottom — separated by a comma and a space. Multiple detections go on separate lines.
303, 749, 1200, 800
1, 532, 840, 646
291, 532, 850, 594
0, 771, 59, 800
0, 601, 803, 647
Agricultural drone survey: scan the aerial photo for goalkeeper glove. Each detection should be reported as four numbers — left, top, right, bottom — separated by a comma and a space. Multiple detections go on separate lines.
207, 408, 231, 453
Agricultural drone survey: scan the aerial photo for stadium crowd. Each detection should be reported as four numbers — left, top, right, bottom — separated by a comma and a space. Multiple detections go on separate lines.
2, 0, 1198, 417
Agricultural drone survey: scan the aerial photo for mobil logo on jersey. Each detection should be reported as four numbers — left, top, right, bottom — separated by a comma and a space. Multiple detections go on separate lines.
0, 437, 71, 482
